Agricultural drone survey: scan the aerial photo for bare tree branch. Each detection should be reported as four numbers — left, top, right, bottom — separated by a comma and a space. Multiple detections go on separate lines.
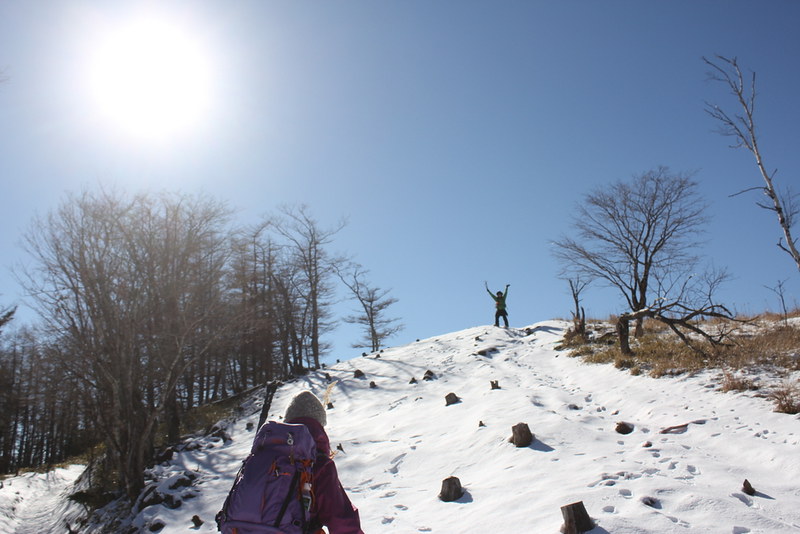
704, 55, 800, 271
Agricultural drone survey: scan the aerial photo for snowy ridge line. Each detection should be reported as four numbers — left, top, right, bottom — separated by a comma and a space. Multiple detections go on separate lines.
2, 320, 799, 533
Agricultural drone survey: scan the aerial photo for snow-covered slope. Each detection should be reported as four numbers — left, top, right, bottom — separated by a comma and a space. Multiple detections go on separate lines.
3, 321, 800, 533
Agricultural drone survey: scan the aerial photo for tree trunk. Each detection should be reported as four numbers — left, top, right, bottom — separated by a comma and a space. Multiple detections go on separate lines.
165, 388, 180, 445
634, 317, 644, 338
616, 316, 632, 355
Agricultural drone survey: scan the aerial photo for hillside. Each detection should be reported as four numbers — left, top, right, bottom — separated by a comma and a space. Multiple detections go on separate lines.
3, 321, 800, 533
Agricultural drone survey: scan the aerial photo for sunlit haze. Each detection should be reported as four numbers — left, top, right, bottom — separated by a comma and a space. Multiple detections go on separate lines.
83, 14, 214, 143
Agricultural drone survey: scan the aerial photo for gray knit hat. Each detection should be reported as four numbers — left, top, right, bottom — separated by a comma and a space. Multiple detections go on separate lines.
284, 391, 327, 427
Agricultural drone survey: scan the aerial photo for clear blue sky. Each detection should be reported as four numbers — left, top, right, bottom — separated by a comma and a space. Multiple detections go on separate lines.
1, 1, 799, 361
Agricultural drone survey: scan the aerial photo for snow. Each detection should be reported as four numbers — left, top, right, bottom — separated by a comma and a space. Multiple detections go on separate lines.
2, 321, 799, 533
0, 464, 85, 533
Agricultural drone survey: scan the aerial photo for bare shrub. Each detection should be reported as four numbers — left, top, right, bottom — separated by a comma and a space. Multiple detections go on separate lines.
614, 357, 636, 370
769, 382, 800, 414
720, 372, 758, 392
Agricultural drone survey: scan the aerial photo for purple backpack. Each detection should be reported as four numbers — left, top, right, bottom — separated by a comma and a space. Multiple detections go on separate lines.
216, 421, 317, 534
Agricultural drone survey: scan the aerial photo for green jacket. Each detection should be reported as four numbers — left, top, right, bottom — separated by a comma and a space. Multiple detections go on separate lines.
487, 287, 508, 311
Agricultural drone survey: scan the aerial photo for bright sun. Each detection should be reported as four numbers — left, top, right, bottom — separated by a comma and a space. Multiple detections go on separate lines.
87, 16, 212, 142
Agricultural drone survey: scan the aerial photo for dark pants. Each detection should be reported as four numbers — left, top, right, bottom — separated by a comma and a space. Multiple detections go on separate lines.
495, 310, 508, 327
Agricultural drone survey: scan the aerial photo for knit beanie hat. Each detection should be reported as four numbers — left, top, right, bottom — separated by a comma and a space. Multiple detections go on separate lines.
284, 391, 327, 427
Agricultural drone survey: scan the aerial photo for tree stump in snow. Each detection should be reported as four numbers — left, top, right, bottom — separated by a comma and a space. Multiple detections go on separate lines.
560, 501, 594, 534
510, 422, 533, 447
445, 392, 460, 406
439, 476, 464, 502
615, 421, 634, 434
490, 380, 501, 390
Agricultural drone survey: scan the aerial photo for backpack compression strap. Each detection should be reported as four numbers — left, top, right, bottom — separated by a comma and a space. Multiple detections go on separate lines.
273, 468, 301, 528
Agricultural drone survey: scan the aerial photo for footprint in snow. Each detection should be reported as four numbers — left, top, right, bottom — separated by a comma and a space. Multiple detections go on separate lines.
666, 515, 691, 527
387, 453, 406, 474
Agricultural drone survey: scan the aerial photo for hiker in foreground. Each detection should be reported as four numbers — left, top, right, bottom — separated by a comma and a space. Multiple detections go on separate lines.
485, 281, 510, 327
216, 391, 363, 534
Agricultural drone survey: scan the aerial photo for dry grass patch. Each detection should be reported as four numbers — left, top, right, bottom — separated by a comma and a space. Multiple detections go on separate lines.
568, 320, 800, 375
583, 348, 616, 365
585, 334, 711, 377
721, 325, 800, 370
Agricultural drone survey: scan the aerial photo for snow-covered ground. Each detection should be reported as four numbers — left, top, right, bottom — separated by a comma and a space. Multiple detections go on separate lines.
0, 464, 84, 533
2, 320, 799, 533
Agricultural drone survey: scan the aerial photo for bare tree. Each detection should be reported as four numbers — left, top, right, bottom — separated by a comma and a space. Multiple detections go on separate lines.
270, 205, 345, 370
553, 167, 708, 337
19, 189, 232, 499
704, 55, 800, 272
764, 279, 790, 326
562, 277, 588, 342
336, 263, 403, 352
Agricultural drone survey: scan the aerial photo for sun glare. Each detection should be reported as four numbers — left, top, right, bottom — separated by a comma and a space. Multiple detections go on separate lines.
86, 16, 212, 143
